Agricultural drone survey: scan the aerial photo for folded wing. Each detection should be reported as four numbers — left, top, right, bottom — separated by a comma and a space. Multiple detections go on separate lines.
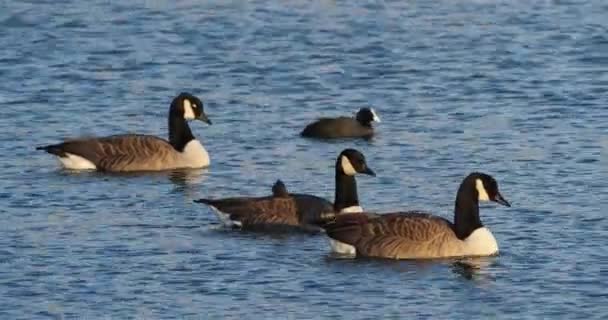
39, 134, 179, 171
323, 212, 458, 259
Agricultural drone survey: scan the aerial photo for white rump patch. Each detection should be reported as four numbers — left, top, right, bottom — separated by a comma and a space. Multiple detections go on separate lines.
476, 179, 490, 201
371, 108, 381, 123
58, 153, 96, 170
463, 227, 499, 256
181, 140, 210, 168
340, 155, 356, 176
209, 206, 242, 228
329, 239, 357, 255
183, 99, 196, 120
340, 206, 363, 213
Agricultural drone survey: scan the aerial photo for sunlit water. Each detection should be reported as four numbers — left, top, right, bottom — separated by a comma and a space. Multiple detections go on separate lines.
1, 1, 607, 319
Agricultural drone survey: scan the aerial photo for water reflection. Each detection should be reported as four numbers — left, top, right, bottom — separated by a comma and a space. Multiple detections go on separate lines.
168, 168, 208, 189
57, 167, 208, 186
323, 253, 498, 280
451, 257, 497, 280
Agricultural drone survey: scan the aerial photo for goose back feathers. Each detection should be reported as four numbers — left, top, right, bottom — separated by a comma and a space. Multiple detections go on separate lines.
195, 180, 333, 233
38, 134, 198, 172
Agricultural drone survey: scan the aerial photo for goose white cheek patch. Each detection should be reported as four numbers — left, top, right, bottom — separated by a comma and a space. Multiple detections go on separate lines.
476, 179, 490, 201
340, 206, 363, 213
341, 156, 357, 176
371, 108, 381, 123
183, 99, 196, 119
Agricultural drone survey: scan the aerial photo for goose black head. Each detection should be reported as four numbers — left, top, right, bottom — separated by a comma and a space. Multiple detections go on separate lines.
355, 107, 381, 126
171, 92, 211, 124
337, 148, 376, 177
467, 172, 510, 207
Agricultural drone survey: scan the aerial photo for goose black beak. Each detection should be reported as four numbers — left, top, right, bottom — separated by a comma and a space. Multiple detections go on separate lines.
198, 113, 212, 125
361, 166, 376, 177
493, 192, 511, 207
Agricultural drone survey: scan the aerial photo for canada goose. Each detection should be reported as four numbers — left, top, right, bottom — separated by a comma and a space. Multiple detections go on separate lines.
194, 148, 376, 232
319, 172, 511, 259
300, 107, 380, 139
36, 92, 212, 172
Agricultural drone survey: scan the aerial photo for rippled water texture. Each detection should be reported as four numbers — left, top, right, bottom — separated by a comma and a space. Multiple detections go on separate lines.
1, 0, 607, 319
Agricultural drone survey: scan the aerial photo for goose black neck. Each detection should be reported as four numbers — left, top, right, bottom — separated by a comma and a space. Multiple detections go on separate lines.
334, 170, 359, 212
168, 112, 194, 152
356, 118, 373, 127
453, 181, 483, 240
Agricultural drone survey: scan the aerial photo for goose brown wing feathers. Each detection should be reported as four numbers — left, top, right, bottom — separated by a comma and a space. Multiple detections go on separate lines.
324, 212, 459, 259
198, 197, 301, 227
290, 194, 333, 225
50, 134, 180, 171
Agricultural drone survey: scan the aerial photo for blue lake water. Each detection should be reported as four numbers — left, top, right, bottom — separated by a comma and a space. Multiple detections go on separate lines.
1, 0, 607, 319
